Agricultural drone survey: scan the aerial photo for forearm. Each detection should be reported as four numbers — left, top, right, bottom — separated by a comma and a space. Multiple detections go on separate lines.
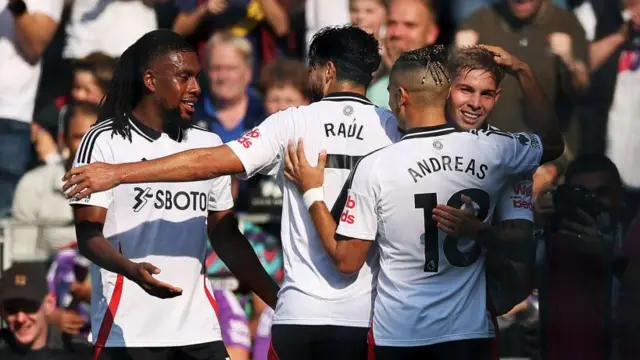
564, 59, 590, 94
118, 145, 242, 184
258, 0, 290, 36
77, 234, 133, 279
209, 214, 279, 309
13, 13, 56, 60
173, 5, 209, 36
475, 223, 535, 264
308, 202, 342, 263
516, 64, 564, 162
590, 32, 626, 71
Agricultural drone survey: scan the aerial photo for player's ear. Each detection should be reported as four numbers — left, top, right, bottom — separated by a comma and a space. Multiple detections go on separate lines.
326, 61, 337, 83
399, 87, 409, 106
143, 70, 156, 93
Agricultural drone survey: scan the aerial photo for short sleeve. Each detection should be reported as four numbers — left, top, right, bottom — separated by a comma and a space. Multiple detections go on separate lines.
335, 156, 380, 241
495, 176, 534, 222
207, 175, 234, 212
226, 113, 284, 179
68, 133, 114, 209
26, 0, 64, 22
481, 130, 543, 175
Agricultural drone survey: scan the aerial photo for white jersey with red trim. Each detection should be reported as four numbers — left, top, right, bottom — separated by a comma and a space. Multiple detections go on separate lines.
69, 117, 233, 347
335, 125, 542, 347
226, 92, 401, 327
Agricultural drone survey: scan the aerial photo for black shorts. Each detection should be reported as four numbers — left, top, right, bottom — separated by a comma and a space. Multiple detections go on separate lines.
92, 340, 229, 360
269, 324, 369, 360
374, 338, 493, 360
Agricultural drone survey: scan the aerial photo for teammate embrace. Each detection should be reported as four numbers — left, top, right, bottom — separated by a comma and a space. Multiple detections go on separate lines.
63, 26, 562, 360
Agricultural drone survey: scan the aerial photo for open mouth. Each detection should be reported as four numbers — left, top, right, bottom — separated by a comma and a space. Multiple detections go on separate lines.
180, 100, 196, 113
460, 110, 482, 124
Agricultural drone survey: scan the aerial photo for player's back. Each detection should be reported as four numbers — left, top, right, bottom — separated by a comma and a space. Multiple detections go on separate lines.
357, 125, 541, 346
228, 92, 400, 327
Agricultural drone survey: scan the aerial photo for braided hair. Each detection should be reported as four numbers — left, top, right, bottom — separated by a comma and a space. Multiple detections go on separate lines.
97, 30, 194, 141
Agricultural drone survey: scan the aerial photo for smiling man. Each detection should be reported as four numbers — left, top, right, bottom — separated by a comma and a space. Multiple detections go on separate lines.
66, 29, 278, 360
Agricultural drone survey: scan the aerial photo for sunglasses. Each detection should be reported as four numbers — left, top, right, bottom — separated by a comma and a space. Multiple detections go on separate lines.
2, 299, 41, 316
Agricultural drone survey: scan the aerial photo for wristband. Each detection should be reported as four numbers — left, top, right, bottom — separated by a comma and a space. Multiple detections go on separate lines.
302, 187, 324, 210
8, 0, 27, 17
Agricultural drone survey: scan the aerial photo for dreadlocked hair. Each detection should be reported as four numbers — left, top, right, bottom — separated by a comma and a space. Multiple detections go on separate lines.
97, 29, 194, 141
392, 45, 450, 88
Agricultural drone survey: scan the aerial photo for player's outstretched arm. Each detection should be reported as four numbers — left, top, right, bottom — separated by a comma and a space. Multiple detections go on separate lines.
480, 45, 564, 163
73, 205, 183, 299
62, 145, 245, 200
207, 210, 280, 309
432, 194, 535, 263
284, 140, 372, 274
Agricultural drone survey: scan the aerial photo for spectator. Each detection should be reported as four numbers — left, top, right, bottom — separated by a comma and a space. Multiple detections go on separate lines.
258, 58, 310, 119
33, 52, 116, 160
0, 0, 64, 218
366, 0, 439, 109
173, 0, 290, 81
63, 0, 158, 60
349, 0, 388, 40
195, 32, 266, 211
11, 103, 99, 262
46, 246, 92, 355
573, 0, 640, 207
535, 154, 628, 360
0, 262, 82, 359
450, 0, 568, 25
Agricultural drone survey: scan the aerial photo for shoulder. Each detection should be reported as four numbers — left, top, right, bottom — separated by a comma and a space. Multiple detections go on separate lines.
80, 120, 116, 146
186, 125, 224, 146
549, 4, 587, 33
460, 6, 496, 28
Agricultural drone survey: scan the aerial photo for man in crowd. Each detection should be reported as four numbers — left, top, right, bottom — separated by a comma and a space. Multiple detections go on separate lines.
68, 30, 278, 360
63, 25, 397, 360
0, 262, 83, 359
11, 103, 99, 262
367, 0, 439, 109
282, 45, 562, 359
536, 154, 630, 360
0, 0, 63, 217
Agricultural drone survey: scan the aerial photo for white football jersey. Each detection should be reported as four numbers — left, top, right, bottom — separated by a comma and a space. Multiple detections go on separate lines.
226, 92, 401, 327
69, 117, 233, 347
489, 125, 534, 223
335, 125, 542, 346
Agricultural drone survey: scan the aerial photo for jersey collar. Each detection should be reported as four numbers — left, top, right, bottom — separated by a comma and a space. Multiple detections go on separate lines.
322, 92, 373, 106
128, 113, 185, 143
401, 124, 456, 140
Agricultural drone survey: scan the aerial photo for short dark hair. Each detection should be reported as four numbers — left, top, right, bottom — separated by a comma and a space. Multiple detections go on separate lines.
62, 101, 100, 140
308, 25, 381, 86
448, 46, 505, 86
391, 45, 450, 88
259, 58, 311, 99
565, 154, 622, 187
98, 29, 194, 141
72, 52, 118, 93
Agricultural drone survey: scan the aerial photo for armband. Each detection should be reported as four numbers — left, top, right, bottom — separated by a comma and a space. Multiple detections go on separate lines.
75, 221, 105, 242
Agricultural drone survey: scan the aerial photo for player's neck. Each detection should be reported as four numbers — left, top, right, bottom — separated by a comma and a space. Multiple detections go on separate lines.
132, 99, 165, 134
404, 106, 448, 130
326, 82, 366, 97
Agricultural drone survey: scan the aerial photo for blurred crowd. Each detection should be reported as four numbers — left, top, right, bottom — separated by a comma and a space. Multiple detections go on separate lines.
0, 0, 639, 359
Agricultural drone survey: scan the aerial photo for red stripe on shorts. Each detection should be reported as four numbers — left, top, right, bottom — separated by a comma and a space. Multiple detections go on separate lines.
91, 273, 124, 360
